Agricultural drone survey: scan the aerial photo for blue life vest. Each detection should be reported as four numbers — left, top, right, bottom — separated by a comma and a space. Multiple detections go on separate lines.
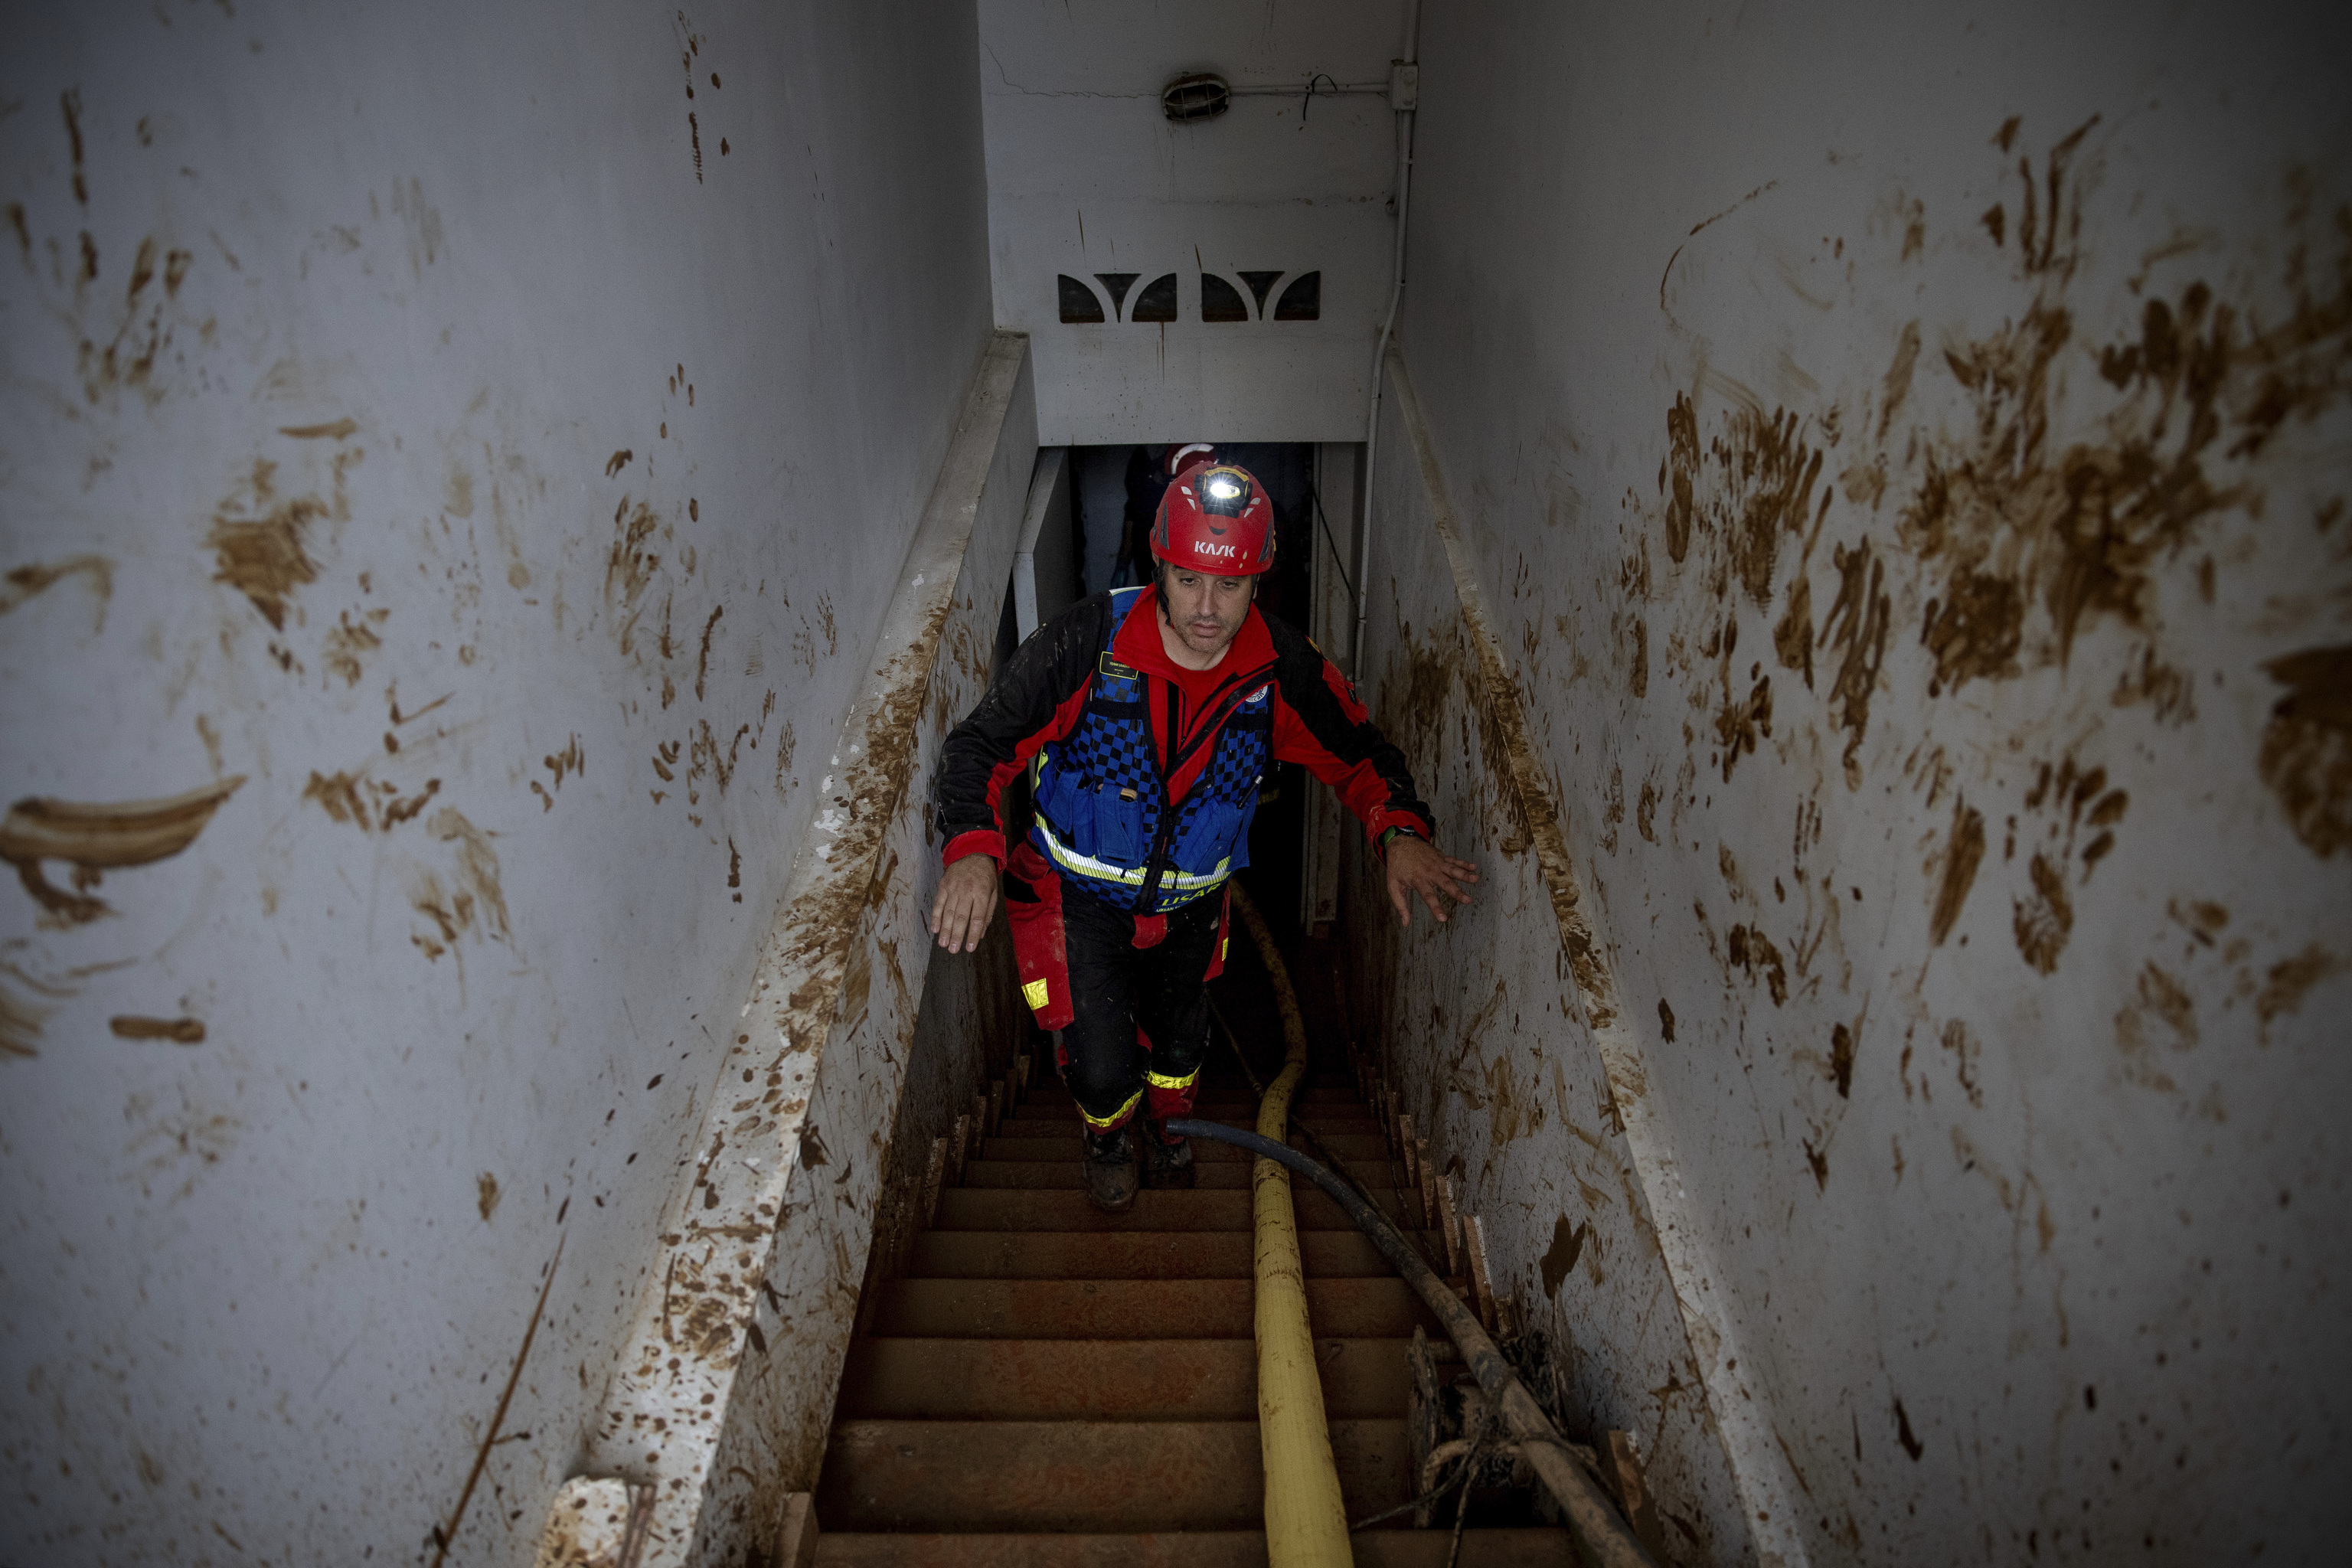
1030, 587, 1274, 912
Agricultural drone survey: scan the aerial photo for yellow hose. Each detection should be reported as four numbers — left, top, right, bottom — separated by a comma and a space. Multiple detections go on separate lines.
1227, 883, 1353, 1567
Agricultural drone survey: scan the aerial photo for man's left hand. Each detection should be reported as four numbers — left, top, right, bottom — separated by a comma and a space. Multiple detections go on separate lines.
1385, 835, 1479, 926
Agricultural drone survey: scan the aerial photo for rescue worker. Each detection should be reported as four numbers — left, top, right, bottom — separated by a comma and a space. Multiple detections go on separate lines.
928, 459, 1478, 1211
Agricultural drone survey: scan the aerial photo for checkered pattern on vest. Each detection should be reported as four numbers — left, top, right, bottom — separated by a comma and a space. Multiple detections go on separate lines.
1031, 590, 1271, 913
1165, 693, 1270, 880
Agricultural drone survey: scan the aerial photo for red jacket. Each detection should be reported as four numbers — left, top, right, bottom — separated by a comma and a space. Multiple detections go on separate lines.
935, 588, 1433, 870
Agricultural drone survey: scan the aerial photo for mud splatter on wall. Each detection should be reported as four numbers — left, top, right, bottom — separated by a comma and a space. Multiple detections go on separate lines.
2257, 642, 2352, 856
1370, 3, 2351, 1563
0, 3, 998, 1564
0, 779, 244, 926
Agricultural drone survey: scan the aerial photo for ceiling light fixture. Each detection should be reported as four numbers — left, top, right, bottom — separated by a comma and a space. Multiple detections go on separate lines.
1161, 73, 1230, 122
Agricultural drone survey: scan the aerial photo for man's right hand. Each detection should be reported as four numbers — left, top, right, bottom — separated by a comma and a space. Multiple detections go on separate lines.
928, 854, 1000, 953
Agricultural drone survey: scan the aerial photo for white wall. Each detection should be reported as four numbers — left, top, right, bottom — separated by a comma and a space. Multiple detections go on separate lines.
0, 2, 993, 1563
1357, 1, 2352, 1562
976, 0, 1408, 445
1343, 364, 1757, 1560
580, 336, 1036, 1567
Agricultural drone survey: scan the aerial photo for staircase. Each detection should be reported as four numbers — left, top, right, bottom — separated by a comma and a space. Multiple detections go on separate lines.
810, 939, 1575, 1565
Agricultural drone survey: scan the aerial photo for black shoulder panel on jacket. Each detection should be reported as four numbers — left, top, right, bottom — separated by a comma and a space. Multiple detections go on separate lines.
932, 591, 1116, 844
1256, 610, 1433, 828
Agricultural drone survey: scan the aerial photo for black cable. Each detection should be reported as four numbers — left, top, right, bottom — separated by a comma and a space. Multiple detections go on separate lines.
1204, 994, 1446, 1276
1349, 1494, 1435, 1532
1301, 72, 1339, 125
1305, 476, 1358, 603
1444, 1448, 1476, 1568
1165, 1118, 1456, 1301
1204, 995, 1269, 1099
1348, 1450, 1477, 1534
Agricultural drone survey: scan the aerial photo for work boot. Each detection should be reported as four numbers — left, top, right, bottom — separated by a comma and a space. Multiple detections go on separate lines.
1142, 1125, 1196, 1190
1081, 1125, 1139, 1213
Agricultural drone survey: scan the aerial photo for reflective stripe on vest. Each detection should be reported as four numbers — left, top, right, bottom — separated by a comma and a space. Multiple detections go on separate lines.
1034, 816, 1232, 893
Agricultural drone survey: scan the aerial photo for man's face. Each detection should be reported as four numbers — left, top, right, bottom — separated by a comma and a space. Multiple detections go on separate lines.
1159, 566, 1254, 658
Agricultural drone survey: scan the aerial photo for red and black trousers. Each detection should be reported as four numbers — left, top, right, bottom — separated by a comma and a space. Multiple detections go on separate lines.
1000, 841, 1230, 1138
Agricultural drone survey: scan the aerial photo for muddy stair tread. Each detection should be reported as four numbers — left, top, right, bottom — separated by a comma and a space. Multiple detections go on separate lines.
812, 1529, 1578, 1566
932, 1187, 1405, 1232
834, 1335, 1449, 1420
904, 1228, 1444, 1280
867, 1276, 1446, 1340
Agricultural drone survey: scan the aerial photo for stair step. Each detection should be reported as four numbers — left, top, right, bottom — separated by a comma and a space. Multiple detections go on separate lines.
868, 1278, 1443, 1340
932, 1187, 1380, 1233
905, 1229, 1441, 1280
815, 1418, 1410, 1532
813, 1530, 1581, 1566
981, 1133, 1395, 1164
833, 1337, 1443, 1421
962, 1161, 1408, 1197
1025, 1083, 1368, 1106
1006, 1106, 1382, 1131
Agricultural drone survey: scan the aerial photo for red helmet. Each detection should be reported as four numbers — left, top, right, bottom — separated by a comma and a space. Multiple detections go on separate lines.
1152, 462, 1275, 576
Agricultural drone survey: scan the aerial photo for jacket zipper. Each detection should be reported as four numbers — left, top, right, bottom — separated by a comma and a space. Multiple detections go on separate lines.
1136, 660, 1278, 908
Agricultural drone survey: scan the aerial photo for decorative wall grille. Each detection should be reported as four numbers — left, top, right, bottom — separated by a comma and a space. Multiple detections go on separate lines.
1056, 270, 1321, 325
